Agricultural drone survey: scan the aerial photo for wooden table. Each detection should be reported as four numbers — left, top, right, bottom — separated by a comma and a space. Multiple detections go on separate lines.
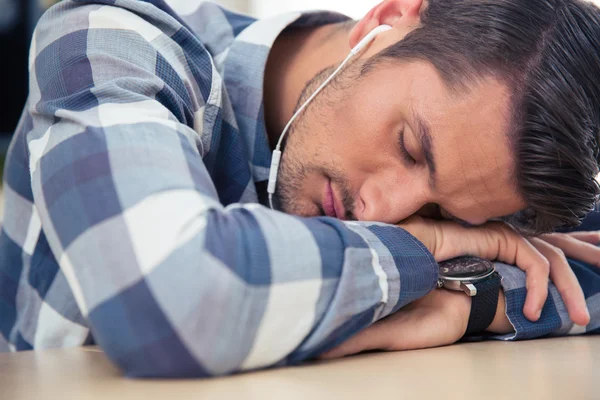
1, 337, 598, 400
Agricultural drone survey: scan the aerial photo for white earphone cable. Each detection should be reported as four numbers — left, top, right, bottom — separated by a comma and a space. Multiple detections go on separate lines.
267, 51, 356, 209
267, 25, 392, 210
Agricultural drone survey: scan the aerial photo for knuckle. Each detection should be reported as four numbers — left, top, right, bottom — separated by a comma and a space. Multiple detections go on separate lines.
498, 224, 519, 245
538, 257, 551, 273
552, 247, 566, 261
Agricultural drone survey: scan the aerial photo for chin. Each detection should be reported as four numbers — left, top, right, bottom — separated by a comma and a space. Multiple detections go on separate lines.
279, 198, 320, 218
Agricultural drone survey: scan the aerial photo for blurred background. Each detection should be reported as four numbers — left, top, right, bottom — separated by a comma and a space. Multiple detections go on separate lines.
0, 0, 57, 154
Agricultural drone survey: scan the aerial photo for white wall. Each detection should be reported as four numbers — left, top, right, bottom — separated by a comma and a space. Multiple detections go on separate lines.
166, 0, 377, 18
168, 0, 248, 15
216, 0, 600, 19
243, 0, 600, 18
250, 0, 379, 19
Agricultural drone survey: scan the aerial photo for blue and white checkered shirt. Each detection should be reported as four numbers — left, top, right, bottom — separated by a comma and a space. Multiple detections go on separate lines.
1, 0, 599, 378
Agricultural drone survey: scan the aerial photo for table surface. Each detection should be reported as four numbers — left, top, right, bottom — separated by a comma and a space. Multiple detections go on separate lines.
1, 337, 598, 400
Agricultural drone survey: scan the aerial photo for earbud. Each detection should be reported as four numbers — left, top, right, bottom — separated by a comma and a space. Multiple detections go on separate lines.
350, 24, 393, 56
268, 25, 393, 210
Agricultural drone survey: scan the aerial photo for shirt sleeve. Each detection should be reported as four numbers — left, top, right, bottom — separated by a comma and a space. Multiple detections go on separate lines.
492, 206, 600, 340
27, 2, 438, 377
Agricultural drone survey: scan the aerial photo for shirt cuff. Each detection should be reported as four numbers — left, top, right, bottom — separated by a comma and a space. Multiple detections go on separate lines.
489, 263, 567, 341
347, 222, 439, 319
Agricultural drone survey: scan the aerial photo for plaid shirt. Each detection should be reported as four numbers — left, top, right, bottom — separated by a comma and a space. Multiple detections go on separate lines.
1, 0, 599, 378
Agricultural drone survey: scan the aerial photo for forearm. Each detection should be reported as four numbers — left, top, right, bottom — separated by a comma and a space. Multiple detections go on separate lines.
54, 203, 439, 376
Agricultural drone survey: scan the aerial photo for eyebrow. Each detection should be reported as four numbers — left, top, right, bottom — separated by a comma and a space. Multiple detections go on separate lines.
412, 109, 437, 189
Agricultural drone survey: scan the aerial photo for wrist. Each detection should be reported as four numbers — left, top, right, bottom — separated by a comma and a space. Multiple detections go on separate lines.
485, 290, 514, 334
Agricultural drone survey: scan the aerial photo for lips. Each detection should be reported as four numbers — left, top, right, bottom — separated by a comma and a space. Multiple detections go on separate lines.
323, 180, 346, 219
323, 181, 336, 217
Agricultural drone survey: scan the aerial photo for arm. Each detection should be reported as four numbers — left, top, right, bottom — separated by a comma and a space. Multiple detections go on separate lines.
321, 227, 599, 359
27, 2, 438, 377
320, 257, 599, 360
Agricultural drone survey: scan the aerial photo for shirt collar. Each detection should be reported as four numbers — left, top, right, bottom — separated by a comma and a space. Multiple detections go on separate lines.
222, 9, 350, 182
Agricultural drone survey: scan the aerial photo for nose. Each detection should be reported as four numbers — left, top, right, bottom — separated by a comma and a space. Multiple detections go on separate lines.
355, 172, 428, 224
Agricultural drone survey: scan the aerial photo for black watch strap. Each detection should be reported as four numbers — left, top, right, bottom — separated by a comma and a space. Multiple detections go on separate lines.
465, 272, 501, 336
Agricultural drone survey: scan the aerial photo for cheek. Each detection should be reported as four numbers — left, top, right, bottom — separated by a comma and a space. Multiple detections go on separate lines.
332, 106, 397, 161
329, 128, 392, 177
299, 76, 400, 174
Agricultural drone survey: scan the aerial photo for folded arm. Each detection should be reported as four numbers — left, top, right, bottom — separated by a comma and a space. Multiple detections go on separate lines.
323, 214, 600, 359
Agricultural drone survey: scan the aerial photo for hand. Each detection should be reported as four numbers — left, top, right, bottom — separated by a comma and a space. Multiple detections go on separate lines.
525, 230, 599, 324
398, 217, 590, 326
320, 288, 511, 360
535, 231, 600, 268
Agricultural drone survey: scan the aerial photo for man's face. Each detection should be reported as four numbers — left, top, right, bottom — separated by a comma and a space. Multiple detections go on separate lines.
275, 58, 527, 225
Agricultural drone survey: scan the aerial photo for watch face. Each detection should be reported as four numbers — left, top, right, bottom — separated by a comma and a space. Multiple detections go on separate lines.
438, 256, 494, 279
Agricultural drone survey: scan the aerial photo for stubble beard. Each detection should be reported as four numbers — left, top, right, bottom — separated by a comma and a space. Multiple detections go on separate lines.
273, 63, 358, 218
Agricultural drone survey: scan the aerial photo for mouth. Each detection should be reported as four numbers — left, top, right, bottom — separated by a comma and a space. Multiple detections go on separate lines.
323, 179, 346, 220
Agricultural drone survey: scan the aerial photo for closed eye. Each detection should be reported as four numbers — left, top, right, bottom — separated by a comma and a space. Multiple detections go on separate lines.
398, 128, 416, 165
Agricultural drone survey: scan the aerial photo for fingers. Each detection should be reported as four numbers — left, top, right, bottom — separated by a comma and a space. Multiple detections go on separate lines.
542, 233, 600, 267
491, 225, 549, 322
565, 231, 600, 245
515, 241, 549, 322
529, 238, 590, 326
430, 221, 550, 322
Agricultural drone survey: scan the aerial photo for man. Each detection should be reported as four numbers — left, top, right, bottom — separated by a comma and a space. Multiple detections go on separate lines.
1, 0, 599, 378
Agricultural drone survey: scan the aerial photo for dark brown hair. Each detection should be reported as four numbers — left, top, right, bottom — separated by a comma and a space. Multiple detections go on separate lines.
367, 0, 600, 234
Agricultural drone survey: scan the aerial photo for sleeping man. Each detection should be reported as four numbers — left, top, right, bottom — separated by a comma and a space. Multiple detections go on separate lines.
1, 0, 599, 377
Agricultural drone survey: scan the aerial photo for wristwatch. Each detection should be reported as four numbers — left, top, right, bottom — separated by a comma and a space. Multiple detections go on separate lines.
437, 256, 502, 335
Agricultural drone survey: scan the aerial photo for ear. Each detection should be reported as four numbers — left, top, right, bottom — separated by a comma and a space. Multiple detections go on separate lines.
349, 0, 424, 48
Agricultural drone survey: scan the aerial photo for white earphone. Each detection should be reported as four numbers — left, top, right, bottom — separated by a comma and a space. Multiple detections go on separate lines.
267, 24, 393, 209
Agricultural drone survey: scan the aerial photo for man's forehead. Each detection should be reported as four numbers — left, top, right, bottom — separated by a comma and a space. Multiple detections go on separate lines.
404, 61, 511, 112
